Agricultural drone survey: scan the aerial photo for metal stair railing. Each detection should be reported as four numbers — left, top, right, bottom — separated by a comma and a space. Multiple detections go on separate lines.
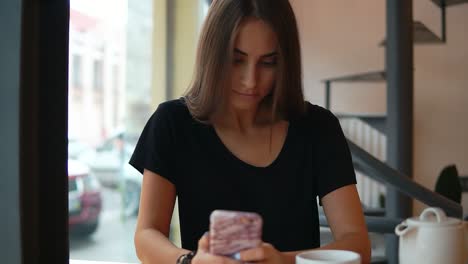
319, 138, 463, 235
348, 139, 463, 218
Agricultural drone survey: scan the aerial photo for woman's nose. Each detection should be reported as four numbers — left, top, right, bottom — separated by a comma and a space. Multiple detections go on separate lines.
241, 63, 257, 89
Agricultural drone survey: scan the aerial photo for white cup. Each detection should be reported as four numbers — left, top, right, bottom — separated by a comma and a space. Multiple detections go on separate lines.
296, 250, 361, 264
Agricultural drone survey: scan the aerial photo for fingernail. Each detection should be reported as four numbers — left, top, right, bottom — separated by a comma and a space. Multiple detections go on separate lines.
233, 252, 241, 260
203, 231, 209, 237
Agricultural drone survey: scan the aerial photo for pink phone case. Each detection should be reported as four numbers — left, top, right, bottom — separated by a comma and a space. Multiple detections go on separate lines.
209, 210, 263, 256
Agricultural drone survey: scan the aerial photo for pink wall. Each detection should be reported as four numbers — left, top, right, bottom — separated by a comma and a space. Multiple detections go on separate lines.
290, 0, 468, 215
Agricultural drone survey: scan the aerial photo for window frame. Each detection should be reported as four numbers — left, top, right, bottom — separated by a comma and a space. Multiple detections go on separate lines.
19, 0, 69, 263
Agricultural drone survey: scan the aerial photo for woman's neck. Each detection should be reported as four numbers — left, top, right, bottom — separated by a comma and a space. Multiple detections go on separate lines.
211, 101, 279, 134
212, 106, 259, 135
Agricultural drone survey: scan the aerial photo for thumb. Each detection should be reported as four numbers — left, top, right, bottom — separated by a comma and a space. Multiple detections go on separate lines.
197, 232, 210, 253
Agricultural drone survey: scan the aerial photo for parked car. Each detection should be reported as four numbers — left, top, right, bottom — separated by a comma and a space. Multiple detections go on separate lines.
68, 159, 102, 237
74, 131, 135, 188
68, 138, 93, 160
69, 133, 142, 218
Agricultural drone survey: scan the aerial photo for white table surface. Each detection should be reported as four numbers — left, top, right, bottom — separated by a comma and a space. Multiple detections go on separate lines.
70, 260, 137, 264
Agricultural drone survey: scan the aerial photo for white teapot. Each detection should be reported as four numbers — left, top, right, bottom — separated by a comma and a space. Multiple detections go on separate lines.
395, 207, 468, 264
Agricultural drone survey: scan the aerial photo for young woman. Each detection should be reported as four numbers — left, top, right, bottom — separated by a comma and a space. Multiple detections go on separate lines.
129, 0, 371, 263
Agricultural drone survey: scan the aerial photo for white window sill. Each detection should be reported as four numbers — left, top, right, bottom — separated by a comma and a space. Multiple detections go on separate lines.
70, 260, 137, 264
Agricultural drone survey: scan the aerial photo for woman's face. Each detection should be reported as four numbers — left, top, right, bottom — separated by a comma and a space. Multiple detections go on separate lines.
228, 18, 278, 111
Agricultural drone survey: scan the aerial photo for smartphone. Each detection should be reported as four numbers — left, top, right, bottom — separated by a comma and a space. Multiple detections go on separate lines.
209, 210, 263, 257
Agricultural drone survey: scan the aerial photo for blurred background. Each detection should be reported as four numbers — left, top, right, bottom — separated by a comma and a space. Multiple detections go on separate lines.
66, 0, 468, 263
67, 0, 210, 261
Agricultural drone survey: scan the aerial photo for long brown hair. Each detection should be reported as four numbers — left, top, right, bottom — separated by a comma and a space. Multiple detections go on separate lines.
184, 0, 305, 124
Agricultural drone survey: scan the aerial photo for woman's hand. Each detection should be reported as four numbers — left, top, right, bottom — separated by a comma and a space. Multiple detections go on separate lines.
238, 242, 289, 264
191, 233, 241, 264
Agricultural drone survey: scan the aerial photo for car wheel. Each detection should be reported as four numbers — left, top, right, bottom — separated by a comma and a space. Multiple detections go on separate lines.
123, 180, 141, 217
71, 220, 99, 238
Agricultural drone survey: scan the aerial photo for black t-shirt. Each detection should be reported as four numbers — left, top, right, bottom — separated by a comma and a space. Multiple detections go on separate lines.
129, 98, 356, 252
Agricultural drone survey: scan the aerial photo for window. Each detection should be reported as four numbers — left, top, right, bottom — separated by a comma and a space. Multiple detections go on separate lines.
68, 0, 209, 262
92, 59, 104, 91
112, 65, 120, 127
72, 54, 83, 89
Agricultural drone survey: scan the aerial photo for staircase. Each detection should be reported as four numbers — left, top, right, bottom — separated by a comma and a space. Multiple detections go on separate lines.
339, 118, 387, 209
319, 1, 468, 263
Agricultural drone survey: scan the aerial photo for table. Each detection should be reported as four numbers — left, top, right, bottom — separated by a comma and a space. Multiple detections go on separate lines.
70, 260, 137, 264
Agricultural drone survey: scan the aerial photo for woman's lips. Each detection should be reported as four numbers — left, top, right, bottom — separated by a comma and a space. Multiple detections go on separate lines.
232, 90, 258, 97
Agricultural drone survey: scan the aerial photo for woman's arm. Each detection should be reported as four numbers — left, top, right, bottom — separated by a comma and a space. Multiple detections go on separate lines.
135, 169, 249, 264
239, 185, 370, 264
282, 185, 371, 264
319, 184, 371, 263
134, 169, 189, 263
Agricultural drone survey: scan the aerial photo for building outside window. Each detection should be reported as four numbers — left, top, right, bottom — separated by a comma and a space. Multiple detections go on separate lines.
93, 59, 104, 92
68, 0, 210, 262
72, 54, 83, 89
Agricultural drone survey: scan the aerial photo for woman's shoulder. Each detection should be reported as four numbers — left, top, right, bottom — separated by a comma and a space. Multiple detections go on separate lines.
301, 101, 338, 124
153, 97, 192, 121
156, 97, 188, 114
152, 97, 205, 132
294, 102, 345, 146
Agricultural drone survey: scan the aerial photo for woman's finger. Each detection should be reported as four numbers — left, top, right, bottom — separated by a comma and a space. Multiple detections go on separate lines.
197, 232, 209, 253
194, 251, 242, 264
195, 232, 243, 264
238, 243, 270, 262
203, 254, 242, 264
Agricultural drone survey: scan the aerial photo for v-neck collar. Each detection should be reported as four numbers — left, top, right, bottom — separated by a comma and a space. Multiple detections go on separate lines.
208, 122, 292, 170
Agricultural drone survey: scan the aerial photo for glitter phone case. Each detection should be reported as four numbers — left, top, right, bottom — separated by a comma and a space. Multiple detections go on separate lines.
209, 210, 263, 257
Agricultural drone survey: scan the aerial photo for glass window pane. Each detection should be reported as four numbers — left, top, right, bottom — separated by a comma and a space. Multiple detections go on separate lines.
92, 60, 103, 91
68, 0, 209, 262
72, 55, 83, 88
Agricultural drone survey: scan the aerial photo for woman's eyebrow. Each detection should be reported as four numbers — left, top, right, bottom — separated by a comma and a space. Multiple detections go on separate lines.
234, 48, 278, 58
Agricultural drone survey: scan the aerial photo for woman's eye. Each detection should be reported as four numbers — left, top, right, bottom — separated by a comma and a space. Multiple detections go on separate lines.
232, 58, 277, 67
233, 58, 244, 64
261, 60, 277, 67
